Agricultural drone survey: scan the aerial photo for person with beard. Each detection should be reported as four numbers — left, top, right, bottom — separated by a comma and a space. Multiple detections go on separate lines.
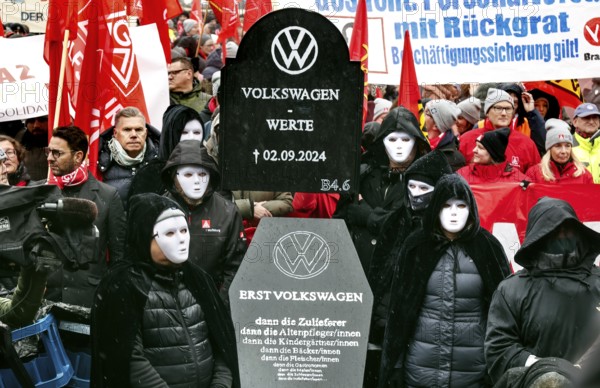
334, 106, 430, 275
161, 140, 246, 304
485, 197, 600, 386
45, 126, 126, 307
91, 193, 239, 387
128, 104, 205, 200
364, 150, 452, 387
0, 135, 35, 186
15, 115, 49, 181
379, 174, 510, 388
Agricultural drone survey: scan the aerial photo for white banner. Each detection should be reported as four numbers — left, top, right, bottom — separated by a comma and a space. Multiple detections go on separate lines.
1, 0, 48, 34
275, 1, 600, 85
0, 25, 169, 127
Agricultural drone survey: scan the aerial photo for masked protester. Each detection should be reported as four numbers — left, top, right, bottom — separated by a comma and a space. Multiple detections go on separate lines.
161, 140, 246, 304
91, 193, 239, 387
485, 197, 600, 386
365, 150, 452, 387
379, 174, 510, 388
334, 107, 430, 275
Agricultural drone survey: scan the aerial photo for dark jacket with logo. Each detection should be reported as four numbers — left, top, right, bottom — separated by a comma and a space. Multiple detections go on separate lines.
97, 124, 160, 208
91, 193, 239, 387
162, 141, 246, 303
379, 175, 510, 387
485, 197, 600, 384
334, 107, 431, 274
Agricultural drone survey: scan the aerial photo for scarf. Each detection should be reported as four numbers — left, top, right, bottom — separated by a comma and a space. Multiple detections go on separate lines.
48, 161, 89, 189
108, 137, 146, 166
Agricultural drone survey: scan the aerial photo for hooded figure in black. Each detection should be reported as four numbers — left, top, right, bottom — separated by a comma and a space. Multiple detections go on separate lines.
91, 193, 239, 388
379, 174, 510, 388
334, 106, 430, 274
485, 197, 600, 385
161, 140, 246, 304
128, 105, 204, 201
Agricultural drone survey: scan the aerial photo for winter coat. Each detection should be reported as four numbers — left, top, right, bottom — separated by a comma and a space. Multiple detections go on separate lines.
379, 174, 510, 388
572, 132, 600, 183
162, 141, 246, 303
91, 193, 239, 388
231, 190, 293, 224
485, 197, 600, 384
288, 193, 339, 219
97, 124, 160, 208
432, 131, 466, 172
15, 129, 48, 181
46, 175, 126, 307
170, 80, 212, 113
334, 107, 431, 273
457, 162, 528, 184
459, 121, 541, 172
525, 160, 594, 184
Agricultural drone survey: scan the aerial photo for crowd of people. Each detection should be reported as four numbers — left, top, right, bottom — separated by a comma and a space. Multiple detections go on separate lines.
1, 11, 600, 388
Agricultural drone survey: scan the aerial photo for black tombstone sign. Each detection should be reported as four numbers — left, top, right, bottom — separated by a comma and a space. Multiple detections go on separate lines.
220, 8, 363, 194
229, 218, 372, 387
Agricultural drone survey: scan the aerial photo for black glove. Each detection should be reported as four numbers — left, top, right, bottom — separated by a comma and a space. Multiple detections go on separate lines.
28, 239, 63, 274
347, 202, 372, 227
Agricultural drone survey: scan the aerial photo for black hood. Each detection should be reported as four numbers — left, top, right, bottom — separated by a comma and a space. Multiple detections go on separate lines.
126, 193, 185, 265
159, 105, 205, 160
530, 89, 560, 120
422, 174, 480, 240
405, 149, 453, 187
363, 106, 430, 166
515, 197, 600, 269
161, 140, 220, 196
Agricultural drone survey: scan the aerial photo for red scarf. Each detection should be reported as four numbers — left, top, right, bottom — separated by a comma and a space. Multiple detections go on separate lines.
48, 163, 89, 189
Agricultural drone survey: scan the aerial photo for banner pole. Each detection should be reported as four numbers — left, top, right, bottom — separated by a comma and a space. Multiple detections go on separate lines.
53, 29, 70, 130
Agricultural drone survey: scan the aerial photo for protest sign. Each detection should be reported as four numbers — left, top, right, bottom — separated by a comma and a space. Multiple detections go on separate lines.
1, 0, 47, 34
220, 8, 363, 193
230, 218, 372, 387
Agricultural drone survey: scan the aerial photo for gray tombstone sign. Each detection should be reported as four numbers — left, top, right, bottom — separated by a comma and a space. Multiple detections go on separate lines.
230, 218, 372, 387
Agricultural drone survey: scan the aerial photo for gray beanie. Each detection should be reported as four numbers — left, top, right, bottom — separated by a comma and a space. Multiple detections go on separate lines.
373, 98, 392, 121
428, 99, 460, 132
545, 119, 575, 150
183, 19, 198, 34
484, 88, 514, 114
457, 98, 481, 124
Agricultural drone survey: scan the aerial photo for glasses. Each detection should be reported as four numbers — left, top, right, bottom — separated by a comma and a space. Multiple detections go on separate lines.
44, 147, 73, 159
2, 149, 16, 158
168, 68, 190, 77
491, 106, 514, 114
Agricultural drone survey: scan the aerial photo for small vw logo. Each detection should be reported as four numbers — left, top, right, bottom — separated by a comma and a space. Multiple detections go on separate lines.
271, 26, 318, 75
273, 231, 330, 279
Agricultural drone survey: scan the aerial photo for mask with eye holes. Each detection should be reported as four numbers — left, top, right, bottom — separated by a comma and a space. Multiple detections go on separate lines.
407, 179, 435, 211
180, 119, 204, 142
176, 165, 210, 200
439, 198, 470, 234
153, 209, 190, 264
383, 131, 415, 164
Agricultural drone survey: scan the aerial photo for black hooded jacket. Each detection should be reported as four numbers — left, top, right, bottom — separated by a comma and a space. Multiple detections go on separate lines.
161, 141, 246, 303
379, 174, 510, 387
91, 193, 239, 388
128, 105, 205, 201
485, 197, 600, 384
334, 107, 431, 273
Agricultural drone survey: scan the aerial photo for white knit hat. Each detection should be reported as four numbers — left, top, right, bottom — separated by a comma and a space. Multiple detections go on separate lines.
428, 99, 460, 132
373, 98, 392, 121
545, 119, 576, 151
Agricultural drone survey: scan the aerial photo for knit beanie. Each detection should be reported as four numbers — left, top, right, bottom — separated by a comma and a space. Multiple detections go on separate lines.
183, 19, 198, 34
226, 41, 239, 58
428, 99, 460, 132
457, 98, 481, 125
545, 119, 575, 150
405, 149, 453, 186
373, 98, 392, 121
484, 88, 514, 114
477, 127, 510, 163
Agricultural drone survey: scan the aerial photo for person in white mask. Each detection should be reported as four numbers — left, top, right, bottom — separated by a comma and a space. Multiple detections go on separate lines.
161, 140, 246, 304
380, 174, 510, 388
92, 193, 239, 387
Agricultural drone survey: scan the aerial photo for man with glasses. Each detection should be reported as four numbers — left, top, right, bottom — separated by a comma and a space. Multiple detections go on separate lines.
459, 88, 541, 173
572, 103, 600, 183
168, 57, 212, 113
45, 126, 126, 307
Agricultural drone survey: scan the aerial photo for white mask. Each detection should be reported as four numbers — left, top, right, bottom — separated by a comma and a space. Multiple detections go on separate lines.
153, 215, 190, 264
407, 179, 434, 197
439, 198, 470, 234
180, 120, 204, 141
383, 131, 415, 164
176, 165, 210, 199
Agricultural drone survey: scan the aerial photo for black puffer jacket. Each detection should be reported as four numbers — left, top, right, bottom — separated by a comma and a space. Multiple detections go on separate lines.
334, 107, 430, 273
485, 197, 600, 384
162, 141, 246, 303
97, 123, 160, 207
379, 174, 510, 388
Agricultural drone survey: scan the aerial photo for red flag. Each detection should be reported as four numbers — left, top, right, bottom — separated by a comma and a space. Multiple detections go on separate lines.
190, 0, 203, 22
0, 16, 5, 37
349, 0, 368, 126
166, 0, 183, 19
398, 31, 424, 131
523, 80, 584, 110
140, 0, 173, 62
209, 0, 241, 45
243, 0, 271, 33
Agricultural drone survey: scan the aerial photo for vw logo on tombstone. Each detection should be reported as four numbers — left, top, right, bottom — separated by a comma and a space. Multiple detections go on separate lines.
273, 231, 330, 279
271, 26, 318, 75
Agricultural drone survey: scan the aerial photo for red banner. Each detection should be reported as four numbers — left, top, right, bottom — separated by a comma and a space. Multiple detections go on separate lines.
349, 0, 368, 127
